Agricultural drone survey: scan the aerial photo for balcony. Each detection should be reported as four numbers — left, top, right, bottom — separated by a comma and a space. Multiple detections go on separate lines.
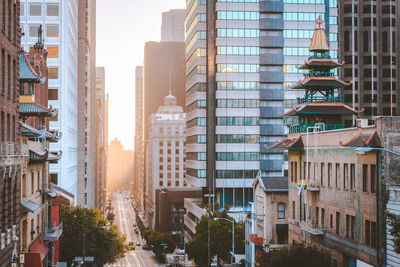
44, 222, 63, 241
0, 142, 22, 156
300, 221, 324, 235
307, 180, 320, 192
288, 123, 345, 134
184, 214, 197, 235
303, 71, 336, 79
297, 96, 343, 105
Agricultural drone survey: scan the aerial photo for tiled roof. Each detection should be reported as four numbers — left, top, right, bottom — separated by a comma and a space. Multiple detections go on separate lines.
29, 148, 48, 161
282, 103, 364, 116
298, 58, 344, 70
20, 103, 58, 117
20, 51, 39, 80
340, 131, 381, 147
259, 177, 288, 192
47, 151, 62, 163
290, 76, 352, 90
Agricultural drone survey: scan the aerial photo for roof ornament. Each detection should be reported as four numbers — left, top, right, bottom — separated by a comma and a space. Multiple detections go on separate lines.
316, 15, 323, 29
34, 25, 44, 49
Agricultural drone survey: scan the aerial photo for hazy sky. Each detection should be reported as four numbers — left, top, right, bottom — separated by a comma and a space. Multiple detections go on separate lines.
96, 0, 185, 150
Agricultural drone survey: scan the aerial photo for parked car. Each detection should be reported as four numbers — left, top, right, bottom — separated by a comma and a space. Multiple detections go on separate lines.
136, 241, 141, 246
133, 223, 137, 227
135, 228, 139, 234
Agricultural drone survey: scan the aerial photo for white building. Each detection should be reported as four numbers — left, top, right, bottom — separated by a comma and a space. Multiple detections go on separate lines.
144, 94, 187, 229
20, 0, 79, 198
161, 9, 186, 42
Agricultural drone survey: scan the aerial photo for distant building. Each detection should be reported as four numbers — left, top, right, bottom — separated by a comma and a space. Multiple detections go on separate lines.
107, 139, 134, 193
20, 0, 80, 198
144, 94, 188, 228
77, 0, 97, 208
0, 1, 22, 265
95, 67, 107, 211
161, 9, 185, 42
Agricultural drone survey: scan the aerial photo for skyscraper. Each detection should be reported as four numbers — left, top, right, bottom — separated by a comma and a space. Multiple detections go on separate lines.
134, 66, 144, 208
161, 9, 186, 42
20, 0, 79, 198
338, 0, 399, 123
185, 0, 260, 205
77, 0, 97, 208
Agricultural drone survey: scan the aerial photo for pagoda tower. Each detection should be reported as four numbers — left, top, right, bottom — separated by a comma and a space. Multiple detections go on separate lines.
284, 16, 363, 133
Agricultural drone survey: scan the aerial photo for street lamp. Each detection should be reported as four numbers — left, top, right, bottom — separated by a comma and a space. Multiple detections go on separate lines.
214, 217, 235, 267
355, 147, 400, 157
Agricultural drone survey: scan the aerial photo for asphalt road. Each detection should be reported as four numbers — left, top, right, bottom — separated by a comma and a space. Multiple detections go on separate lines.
109, 192, 161, 267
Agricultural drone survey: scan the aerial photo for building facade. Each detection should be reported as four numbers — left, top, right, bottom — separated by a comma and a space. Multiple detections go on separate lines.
20, 0, 79, 199
134, 66, 144, 210
0, 1, 22, 265
77, 0, 97, 208
95, 67, 106, 211
338, 0, 399, 122
161, 9, 186, 42
144, 94, 187, 228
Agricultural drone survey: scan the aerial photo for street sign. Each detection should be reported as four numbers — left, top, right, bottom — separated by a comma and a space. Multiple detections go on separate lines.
74, 256, 94, 262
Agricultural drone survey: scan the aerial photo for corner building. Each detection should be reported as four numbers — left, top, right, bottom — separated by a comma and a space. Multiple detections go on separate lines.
185, 0, 260, 206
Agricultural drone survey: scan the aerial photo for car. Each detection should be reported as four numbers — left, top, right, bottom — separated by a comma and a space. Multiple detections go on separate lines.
142, 244, 150, 250
128, 241, 134, 246
136, 241, 141, 246
133, 223, 137, 227
134, 229, 139, 234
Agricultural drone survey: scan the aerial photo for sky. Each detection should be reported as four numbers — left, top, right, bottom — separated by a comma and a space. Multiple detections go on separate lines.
96, 0, 185, 150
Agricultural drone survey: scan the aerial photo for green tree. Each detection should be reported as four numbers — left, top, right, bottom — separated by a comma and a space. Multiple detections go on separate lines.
106, 212, 115, 224
186, 210, 245, 267
260, 242, 334, 267
60, 206, 126, 266
387, 211, 400, 253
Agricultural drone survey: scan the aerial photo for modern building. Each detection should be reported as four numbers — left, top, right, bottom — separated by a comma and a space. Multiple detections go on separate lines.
106, 139, 134, 193
0, 1, 22, 265
338, 0, 399, 123
134, 66, 145, 209
20, 0, 79, 199
161, 9, 186, 42
77, 0, 97, 208
185, 0, 260, 206
18, 44, 62, 266
144, 94, 187, 228
95, 67, 107, 211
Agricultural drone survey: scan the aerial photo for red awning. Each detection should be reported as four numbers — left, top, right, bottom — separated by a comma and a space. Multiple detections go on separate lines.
27, 235, 49, 267
250, 234, 263, 244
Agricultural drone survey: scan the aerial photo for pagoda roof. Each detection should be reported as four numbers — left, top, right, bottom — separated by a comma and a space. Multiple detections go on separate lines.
266, 136, 303, 150
282, 102, 364, 116
20, 122, 62, 142
46, 130, 62, 142
290, 76, 352, 90
47, 151, 62, 163
20, 51, 41, 81
20, 103, 58, 117
309, 16, 330, 53
339, 131, 381, 147
29, 148, 48, 162
298, 58, 344, 70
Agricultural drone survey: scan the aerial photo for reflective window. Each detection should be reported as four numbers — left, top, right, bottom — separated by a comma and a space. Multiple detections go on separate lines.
217, 99, 259, 108
283, 13, 324, 21
217, 64, 259, 73
46, 25, 59, 38
29, 4, 42, 16
217, 11, 259, 20
29, 24, 40, 37
217, 81, 259, 91
217, 28, 259, 38
217, 152, 259, 161
46, 47, 59, 58
217, 116, 259, 126
217, 46, 259, 56
46, 4, 59, 16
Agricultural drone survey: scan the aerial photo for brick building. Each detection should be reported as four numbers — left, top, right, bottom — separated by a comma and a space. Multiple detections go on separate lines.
0, 1, 22, 266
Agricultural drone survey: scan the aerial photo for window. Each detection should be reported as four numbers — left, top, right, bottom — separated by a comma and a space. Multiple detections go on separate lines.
336, 212, 340, 234
50, 173, 58, 184
346, 214, 356, 240
29, 24, 40, 37
48, 89, 58, 100
292, 201, 295, 220
350, 164, 355, 190
46, 25, 59, 37
20, 3, 24, 16
48, 68, 58, 79
290, 162, 294, 182
22, 174, 26, 198
330, 214, 333, 229
316, 207, 319, 226
343, 164, 349, 189
47, 47, 59, 58
321, 163, 325, 186
31, 173, 34, 194
328, 163, 332, 187
321, 208, 325, 228
370, 165, 376, 193
37, 171, 40, 191
362, 164, 368, 192
363, 31, 369, 52
46, 4, 59, 16
29, 3, 42, 16
278, 203, 285, 219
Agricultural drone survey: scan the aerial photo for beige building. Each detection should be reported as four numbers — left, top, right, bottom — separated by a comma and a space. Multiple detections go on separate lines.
107, 139, 134, 193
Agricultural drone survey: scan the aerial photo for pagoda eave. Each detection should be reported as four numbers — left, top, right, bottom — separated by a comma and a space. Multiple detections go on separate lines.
290, 77, 352, 89
282, 103, 364, 117
298, 59, 345, 70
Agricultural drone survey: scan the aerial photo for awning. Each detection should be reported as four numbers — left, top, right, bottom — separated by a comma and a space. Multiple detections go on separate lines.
26, 236, 49, 267
21, 200, 43, 213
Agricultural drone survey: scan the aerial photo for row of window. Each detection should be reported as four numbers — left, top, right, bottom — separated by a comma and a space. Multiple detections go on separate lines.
187, 135, 207, 144
343, 30, 396, 54
0, 111, 16, 142
290, 161, 377, 193
216, 169, 259, 179
187, 152, 206, 161
1, 0, 19, 43
1, 49, 17, 100
187, 117, 207, 128
21, 171, 42, 197
217, 11, 259, 21
284, 12, 325, 22
217, 152, 259, 161
20, 3, 59, 17
22, 24, 59, 38
217, 28, 259, 38
217, 46, 259, 56
217, 0, 259, 2
186, 31, 206, 53
217, 99, 259, 108
217, 134, 259, 143
158, 180, 188, 187
217, 116, 259, 126
187, 168, 206, 178
217, 81, 259, 91
284, 29, 337, 42
159, 140, 183, 148
217, 64, 259, 73
187, 14, 206, 37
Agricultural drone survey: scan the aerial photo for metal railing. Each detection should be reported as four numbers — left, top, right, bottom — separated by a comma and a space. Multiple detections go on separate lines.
297, 96, 342, 104
289, 123, 345, 134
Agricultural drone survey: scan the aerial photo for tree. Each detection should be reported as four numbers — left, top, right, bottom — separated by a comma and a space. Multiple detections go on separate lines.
260, 242, 334, 267
60, 206, 126, 266
106, 212, 115, 224
387, 211, 400, 253
186, 210, 245, 267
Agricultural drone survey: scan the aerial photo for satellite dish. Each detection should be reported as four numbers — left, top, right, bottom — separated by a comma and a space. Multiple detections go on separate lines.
39, 76, 47, 84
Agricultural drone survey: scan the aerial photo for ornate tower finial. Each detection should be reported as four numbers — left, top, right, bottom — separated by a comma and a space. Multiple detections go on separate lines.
316, 15, 323, 28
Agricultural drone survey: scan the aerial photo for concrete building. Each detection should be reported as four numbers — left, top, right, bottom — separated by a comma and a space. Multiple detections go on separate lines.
107, 139, 134, 193
161, 9, 186, 42
144, 94, 187, 228
77, 0, 97, 208
0, 1, 22, 265
134, 66, 144, 209
95, 67, 107, 211
20, 0, 79, 199
338, 0, 399, 122
185, 0, 260, 206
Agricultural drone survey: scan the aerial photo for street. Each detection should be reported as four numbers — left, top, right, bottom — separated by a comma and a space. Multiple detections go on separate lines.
110, 192, 161, 267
